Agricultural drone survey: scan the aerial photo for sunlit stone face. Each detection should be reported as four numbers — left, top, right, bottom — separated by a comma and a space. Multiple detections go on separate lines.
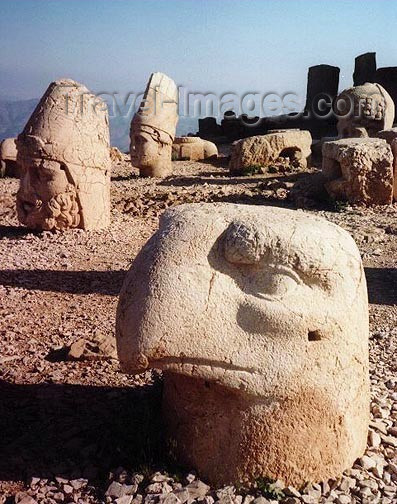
16, 78, 111, 231
130, 72, 178, 177
117, 203, 368, 399
17, 158, 79, 230
337, 83, 395, 138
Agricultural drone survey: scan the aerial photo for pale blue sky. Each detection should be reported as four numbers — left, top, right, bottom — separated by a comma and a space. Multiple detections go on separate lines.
0, 0, 395, 102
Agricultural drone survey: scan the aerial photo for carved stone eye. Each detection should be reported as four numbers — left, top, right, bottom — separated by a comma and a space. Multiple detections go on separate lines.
223, 220, 264, 265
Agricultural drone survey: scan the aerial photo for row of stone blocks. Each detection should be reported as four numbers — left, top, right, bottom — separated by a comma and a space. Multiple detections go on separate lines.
228, 128, 397, 205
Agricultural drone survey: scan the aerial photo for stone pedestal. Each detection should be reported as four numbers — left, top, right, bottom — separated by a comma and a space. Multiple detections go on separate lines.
323, 138, 393, 205
163, 371, 368, 486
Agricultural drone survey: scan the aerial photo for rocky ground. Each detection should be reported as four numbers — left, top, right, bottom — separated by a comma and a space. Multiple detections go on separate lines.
0, 153, 396, 503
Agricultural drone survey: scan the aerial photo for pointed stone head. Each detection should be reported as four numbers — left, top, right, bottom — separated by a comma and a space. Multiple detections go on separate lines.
130, 72, 178, 177
116, 203, 369, 485
16, 79, 111, 231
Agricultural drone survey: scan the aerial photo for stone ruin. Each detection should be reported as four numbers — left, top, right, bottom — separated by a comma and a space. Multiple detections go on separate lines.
229, 129, 311, 175
322, 138, 394, 205
377, 128, 397, 199
304, 64, 340, 116
353, 52, 377, 86
172, 137, 218, 161
16, 78, 111, 231
0, 137, 20, 178
130, 72, 178, 177
336, 83, 395, 138
375, 67, 397, 114
116, 202, 370, 486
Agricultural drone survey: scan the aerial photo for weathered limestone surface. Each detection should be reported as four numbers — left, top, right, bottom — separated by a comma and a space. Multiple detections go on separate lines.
229, 130, 312, 174
116, 203, 369, 486
322, 138, 393, 205
172, 137, 218, 161
336, 83, 394, 138
16, 79, 111, 231
0, 137, 20, 177
377, 128, 397, 200
130, 72, 178, 177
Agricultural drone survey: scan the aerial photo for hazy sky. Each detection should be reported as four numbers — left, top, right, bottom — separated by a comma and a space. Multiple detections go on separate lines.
0, 0, 395, 104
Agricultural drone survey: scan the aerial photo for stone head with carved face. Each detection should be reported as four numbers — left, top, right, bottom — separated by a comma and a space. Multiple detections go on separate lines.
16, 79, 111, 231
116, 203, 369, 486
130, 72, 178, 178
337, 82, 394, 138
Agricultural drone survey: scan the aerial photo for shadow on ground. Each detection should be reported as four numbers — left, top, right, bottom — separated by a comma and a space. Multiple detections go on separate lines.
158, 172, 305, 188
0, 225, 33, 240
0, 379, 163, 483
365, 267, 397, 306
1, 267, 396, 305
0, 270, 126, 295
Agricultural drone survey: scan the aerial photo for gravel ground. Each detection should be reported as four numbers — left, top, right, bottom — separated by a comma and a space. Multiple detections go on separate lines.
0, 154, 396, 503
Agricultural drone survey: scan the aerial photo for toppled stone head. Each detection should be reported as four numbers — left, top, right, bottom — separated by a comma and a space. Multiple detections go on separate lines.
116, 203, 369, 486
0, 137, 19, 178
229, 130, 312, 175
130, 72, 178, 177
336, 83, 394, 138
172, 137, 218, 161
16, 79, 111, 231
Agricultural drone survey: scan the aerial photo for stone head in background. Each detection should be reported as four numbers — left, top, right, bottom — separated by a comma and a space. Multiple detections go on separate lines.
0, 137, 20, 178
116, 203, 369, 486
229, 130, 312, 175
130, 72, 178, 177
172, 137, 218, 161
336, 83, 394, 138
322, 138, 394, 205
16, 79, 111, 231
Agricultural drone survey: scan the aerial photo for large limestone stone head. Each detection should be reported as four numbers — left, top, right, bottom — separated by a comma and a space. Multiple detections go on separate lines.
130, 72, 178, 177
117, 203, 369, 485
16, 79, 111, 231
337, 82, 394, 138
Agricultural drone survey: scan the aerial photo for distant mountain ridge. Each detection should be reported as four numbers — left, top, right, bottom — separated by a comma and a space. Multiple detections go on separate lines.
0, 98, 199, 152
0, 99, 38, 140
